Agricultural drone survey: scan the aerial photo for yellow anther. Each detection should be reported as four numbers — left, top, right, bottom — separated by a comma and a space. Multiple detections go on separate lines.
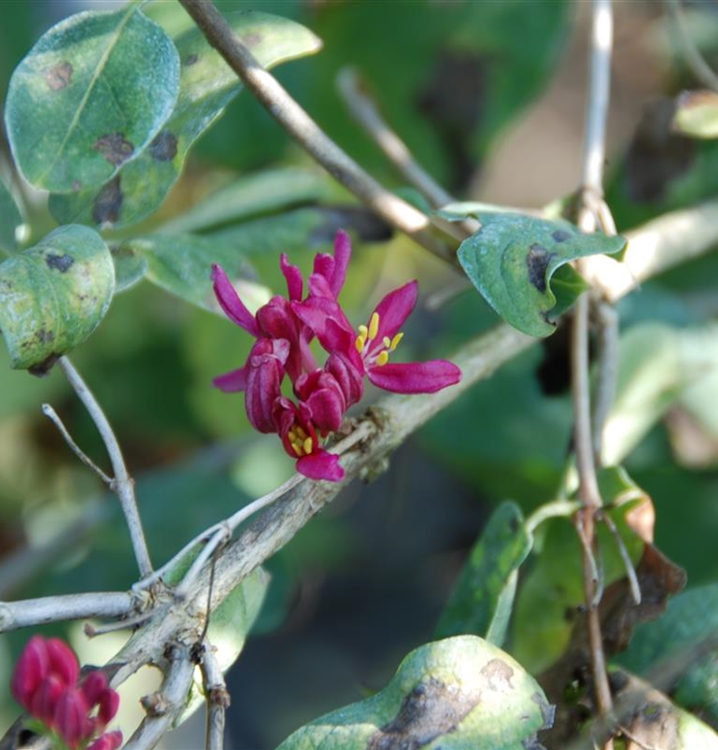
368, 312, 380, 341
383, 336, 391, 348
295, 426, 307, 440
390, 332, 403, 351
376, 351, 389, 366
303, 437, 313, 454
358, 324, 368, 338
355, 335, 365, 353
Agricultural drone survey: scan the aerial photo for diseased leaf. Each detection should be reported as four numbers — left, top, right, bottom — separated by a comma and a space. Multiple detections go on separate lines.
447, 209, 625, 336
49, 11, 322, 229
276, 635, 553, 750
0, 176, 23, 254
673, 90, 718, 140
436, 502, 532, 647
0, 225, 114, 371
5, 6, 180, 193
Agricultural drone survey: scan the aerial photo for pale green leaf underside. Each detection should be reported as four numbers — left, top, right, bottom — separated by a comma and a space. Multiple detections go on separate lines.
0, 177, 23, 254
0, 225, 114, 370
6, 6, 180, 193
276, 635, 553, 750
49, 11, 322, 229
447, 209, 626, 337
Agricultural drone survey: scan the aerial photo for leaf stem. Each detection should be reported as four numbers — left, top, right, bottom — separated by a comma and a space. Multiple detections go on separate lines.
177, 0, 456, 264
57, 357, 153, 578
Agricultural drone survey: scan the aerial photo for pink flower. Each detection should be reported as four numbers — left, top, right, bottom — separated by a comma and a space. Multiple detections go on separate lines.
211, 230, 461, 482
10, 636, 122, 750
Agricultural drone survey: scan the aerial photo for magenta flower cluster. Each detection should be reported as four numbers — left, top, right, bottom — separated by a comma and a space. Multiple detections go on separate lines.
11, 636, 122, 750
212, 231, 461, 482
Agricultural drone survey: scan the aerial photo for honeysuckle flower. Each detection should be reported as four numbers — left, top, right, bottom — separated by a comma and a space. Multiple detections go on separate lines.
212, 230, 460, 482
11, 636, 122, 750
297, 278, 462, 395
273, 396, 344, 481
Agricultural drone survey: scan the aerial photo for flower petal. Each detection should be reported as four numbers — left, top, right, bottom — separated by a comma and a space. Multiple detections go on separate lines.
46, 638, 80, 686
212, 367, 248, 393
330, 230, 351, 297
11, 635, 50, 709
211, 264, 259, 336
87, 731, 123, 750
367, 360, 461, 394
373, 280, 418, 340
280, 253, 303, 301
297, 450, 344, 481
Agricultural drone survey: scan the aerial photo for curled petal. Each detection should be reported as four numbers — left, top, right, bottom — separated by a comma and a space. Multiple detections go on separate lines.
11, 636, 50, 709
373, 280, 418, 340
211, 265, 259, 336
280, 253, 303, 301
330, 230, 351, 297
295, 370, 346, 433
326, 352, 364, 407
212, 366, 248, 393
97, 686, 120, 726
312, 252, 335, 290
367, 360, 461, 394
80, 671, 108, 707
246, 356, 284, 433
297, 450, 344, 482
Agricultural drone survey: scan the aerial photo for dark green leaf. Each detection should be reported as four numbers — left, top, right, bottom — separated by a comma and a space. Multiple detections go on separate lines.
0, 176, 23, 254
0, 225, 114, 371
673, 90, 718, 140
49, 11, 322, 229
620, 584, 718, 726
436, 502, 532, 647
451, 210, 626, 337
275, 636, 553, 750
5, 6, 180, 193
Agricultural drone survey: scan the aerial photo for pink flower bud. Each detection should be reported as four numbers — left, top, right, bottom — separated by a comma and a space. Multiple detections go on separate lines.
81, 670, 109, 707
97, 685, 120, 726
29, 674, 64, 726
54, 687, 90, 749
46, 637, 80, 686
11, 636, 49, 710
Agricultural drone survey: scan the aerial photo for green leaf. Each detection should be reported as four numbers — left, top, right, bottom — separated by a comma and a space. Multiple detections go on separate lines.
49, 11, 322, 229
5, 6, 180, 193
452, 211, 626, 337
117, 206, 342, 310
0, 225, 114, 371
620, 584, 718, 728
0, 177, 23, 254
158, 167, 334, 235
673, 90, 718, 139
275, 635, 553, 750
436, 502, 532, 647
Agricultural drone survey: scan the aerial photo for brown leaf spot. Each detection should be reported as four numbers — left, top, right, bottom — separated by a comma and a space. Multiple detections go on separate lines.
365, 678, 480, 750
551, 230, 571, 243
92, 176, 123, 226
45, 61, 73, 90
526, 244, 553, 293
149, 131, 178, 162
184, 53, 199, 66
93, 133, 134, 166
45, 253, 74, 272
480, 658, 514, 693
28, 353, 60, 377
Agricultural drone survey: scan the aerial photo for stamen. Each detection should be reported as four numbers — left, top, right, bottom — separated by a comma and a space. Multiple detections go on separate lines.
358, 324, 368, 338
303, 437, 313, 455
355, 335, 365, 353
383, 336, 391, 348
390, 332, 403, 351
376, 351, 389, 366
368, 312, 380, 341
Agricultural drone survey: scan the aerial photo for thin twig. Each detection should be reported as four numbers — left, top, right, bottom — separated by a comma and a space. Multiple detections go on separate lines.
573, 0, 615, 725
42, 404, 113, 485
177, 0, 457, 264
591, 302, 619, 466
0, 592, 134, 632
665, 0, 718, 92
122, 643, 196, 750
57, 357, 153, 578
199, 640, 230, 750
599, 510, 641, 605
